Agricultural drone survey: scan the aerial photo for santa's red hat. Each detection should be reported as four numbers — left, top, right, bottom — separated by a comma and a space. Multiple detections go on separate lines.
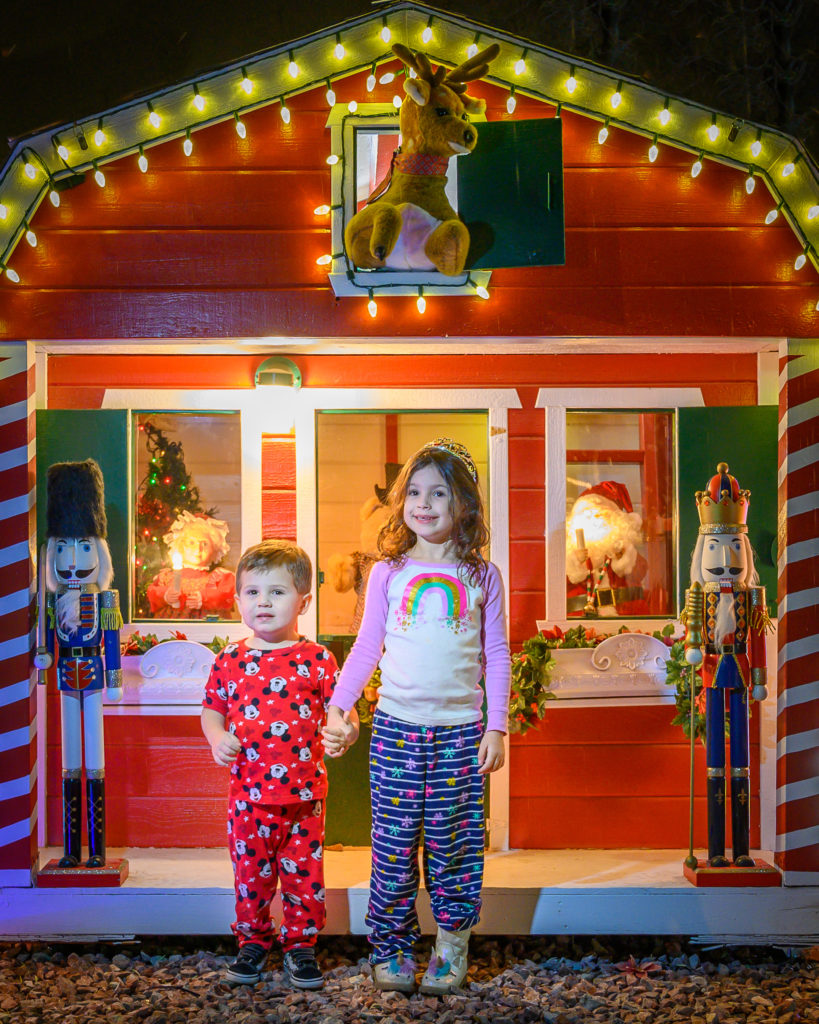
579, 480, 633, 513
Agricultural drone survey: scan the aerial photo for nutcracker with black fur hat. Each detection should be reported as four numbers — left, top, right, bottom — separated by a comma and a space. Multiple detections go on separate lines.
36, 459, 123, 872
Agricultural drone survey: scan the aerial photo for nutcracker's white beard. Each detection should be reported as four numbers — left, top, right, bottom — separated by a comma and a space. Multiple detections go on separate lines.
714, 589, 737, 647
56, 589, 81, 633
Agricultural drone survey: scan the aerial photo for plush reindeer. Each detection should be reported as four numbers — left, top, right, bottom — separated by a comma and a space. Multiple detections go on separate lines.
344, 42, 500, 277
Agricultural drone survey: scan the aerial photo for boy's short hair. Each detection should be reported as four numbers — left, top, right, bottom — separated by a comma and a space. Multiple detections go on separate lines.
235, 540, 312, 595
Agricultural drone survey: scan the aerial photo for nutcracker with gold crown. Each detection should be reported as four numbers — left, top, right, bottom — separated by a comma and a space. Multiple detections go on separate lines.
683, 462, 770, 868
34, 460, 123, 869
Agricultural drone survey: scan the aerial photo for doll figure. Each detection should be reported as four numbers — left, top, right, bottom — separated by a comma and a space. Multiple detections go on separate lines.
683, 462, 770, 867
565, 481, 648, 617
34, 460, 123, 868
146, 510, 237, 619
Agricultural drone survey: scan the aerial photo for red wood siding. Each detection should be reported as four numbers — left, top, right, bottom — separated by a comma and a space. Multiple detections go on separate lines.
261, 435, 297, 541
2, 75, 813, 341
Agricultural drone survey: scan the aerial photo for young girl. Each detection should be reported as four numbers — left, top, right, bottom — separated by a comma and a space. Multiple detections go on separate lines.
324, 438, 510, 995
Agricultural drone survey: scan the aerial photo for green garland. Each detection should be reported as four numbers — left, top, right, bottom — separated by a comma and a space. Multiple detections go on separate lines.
663, 637, 707, 743
508, 632, 558, 734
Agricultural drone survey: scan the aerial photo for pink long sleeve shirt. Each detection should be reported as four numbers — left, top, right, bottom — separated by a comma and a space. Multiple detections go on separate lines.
330, 558, 511, 733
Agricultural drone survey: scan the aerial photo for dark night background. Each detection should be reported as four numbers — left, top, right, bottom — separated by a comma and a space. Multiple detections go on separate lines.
1, 0, 817, 164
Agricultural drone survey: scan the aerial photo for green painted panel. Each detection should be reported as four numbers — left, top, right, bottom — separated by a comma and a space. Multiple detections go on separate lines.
324, 725, 372, 847
677, 407, 778, 614
457, 117, 565, 270
36, 410, 130, 621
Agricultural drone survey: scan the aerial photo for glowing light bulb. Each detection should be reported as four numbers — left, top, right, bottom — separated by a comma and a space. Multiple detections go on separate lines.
417, 293, 426, 314
765, 207, 779, 224
421, 25, 432, 44
658, 105, 671, 126
235, 114, 247, 137
148, 105, 161, 129
514, 56, 527, 76
326, 154, 339, 165
751, 139, 762, 158
138, 150, 148, 173
808, 205, 819, 221
288, 59, 300, 79
597, 125, 609, 145
565, 74, 577, 94
280, 104, 291, 124
334, 40, 345, 60
745, 175, 755, 194
707, 122, 719, 142
691, 157, 703, 178
25, 227, 37, 247
367, 72, 376, 92
368, 296, 377, 318
794, 252, 807, 271
393, 95, 402, 109
382, 25, 392, 43
183, 132, 193, 157
314, 205, 330, 215
648, 142, 659, 163
379, 71, 395, 85
467, 43, 478, 58
49, 189, 60, 207
94, 166, 106, 187
241, 74, 253, 95
506, 91, 516, 114
57, 142, 70, 160
193, 87, 205, 112
316, 254, 332, 265
326, 85, 336, 106
610, 89, 622, 109
0, 204, 7, 220
3, 267, 20, 283
94, 127, 106, 147
782, 161, 795, 177
475, 284, 490, 300
348, 100, 358, 113
24, 162, 36, 180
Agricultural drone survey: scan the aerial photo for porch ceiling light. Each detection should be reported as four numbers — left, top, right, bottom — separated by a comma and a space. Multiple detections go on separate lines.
254, 356, 302, 389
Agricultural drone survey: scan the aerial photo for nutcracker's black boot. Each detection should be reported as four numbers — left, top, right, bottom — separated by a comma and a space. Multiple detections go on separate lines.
706, 771, 729, 867
59, 773, 82, 867
86, 775, 106, 867
731, 772, 754, 867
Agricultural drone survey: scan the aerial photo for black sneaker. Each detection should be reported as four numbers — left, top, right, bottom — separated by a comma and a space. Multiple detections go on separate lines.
283, 947, 324, 989
225, 943, 268, 985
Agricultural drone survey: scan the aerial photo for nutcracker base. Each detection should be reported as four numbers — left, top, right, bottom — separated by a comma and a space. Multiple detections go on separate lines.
37, 858, 129, 888
683, 858, 781, 887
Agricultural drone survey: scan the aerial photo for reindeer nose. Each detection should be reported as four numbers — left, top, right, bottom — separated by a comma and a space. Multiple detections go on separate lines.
463, 128, 475, 145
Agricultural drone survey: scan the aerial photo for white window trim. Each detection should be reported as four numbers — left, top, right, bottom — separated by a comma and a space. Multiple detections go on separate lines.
324, 104, 491, 298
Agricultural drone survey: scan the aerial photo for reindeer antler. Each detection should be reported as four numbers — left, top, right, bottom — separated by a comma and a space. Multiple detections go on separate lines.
392, 42, 499, 93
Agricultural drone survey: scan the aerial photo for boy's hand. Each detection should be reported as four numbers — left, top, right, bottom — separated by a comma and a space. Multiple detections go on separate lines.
322, 706, 358, 758
477, 730, 505, 774
210, 731, 242, 766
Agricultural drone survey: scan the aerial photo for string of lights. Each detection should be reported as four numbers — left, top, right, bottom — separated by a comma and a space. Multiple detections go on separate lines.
0, 2, 816, 315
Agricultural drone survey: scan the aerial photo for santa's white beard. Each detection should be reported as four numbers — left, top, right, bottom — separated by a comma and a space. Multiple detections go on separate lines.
713, 589, 736, 647
56, 589, 81, 633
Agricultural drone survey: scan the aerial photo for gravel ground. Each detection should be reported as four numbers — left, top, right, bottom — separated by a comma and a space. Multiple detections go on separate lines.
1, 935, 817, 1024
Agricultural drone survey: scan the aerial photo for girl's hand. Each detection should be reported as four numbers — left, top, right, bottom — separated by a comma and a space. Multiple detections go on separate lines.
322, 706, 357, 758
477, 730, 505, 774
211, 732, 241, 766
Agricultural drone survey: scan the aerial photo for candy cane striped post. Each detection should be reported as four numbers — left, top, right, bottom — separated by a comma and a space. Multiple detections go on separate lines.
776, 338, 819, 884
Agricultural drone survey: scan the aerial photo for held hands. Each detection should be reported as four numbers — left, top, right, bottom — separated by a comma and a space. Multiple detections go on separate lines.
323, 705, 359, 759
210, 730, 242, 766
478, 730, 505, 775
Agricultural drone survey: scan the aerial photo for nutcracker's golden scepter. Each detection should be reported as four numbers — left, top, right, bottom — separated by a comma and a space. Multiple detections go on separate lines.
684, 580, 704, 871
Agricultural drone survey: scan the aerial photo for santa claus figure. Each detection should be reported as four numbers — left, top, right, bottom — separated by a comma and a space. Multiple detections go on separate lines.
565, 481, 649, 617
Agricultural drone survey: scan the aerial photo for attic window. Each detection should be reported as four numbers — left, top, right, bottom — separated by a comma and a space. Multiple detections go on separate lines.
323, 104, 490, 300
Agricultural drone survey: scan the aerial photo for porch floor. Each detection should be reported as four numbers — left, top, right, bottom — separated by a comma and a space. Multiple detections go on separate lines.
3, 847, 817, 944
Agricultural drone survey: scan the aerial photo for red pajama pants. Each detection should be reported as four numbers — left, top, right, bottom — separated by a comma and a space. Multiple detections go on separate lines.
228, 797, 326, 951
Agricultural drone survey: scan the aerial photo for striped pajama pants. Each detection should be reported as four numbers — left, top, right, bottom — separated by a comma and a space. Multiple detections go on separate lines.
366, 710, 485, 963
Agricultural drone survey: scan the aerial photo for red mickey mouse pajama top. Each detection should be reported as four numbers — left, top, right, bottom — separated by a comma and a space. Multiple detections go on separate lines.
203, 638, 339, 951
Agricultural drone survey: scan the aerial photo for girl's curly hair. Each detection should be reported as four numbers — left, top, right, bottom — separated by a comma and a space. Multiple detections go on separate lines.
377, 444, 489, 584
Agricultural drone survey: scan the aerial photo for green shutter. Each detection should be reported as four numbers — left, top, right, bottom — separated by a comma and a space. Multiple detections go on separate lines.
677, 406, 778, 614
457, 117, 565, 269
36, 410, 130, 622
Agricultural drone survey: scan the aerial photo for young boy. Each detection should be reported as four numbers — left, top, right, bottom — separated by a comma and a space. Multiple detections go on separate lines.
202, 540, 358, 988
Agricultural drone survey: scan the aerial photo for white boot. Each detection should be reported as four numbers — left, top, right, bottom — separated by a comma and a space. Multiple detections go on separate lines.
418, 926, 470, 995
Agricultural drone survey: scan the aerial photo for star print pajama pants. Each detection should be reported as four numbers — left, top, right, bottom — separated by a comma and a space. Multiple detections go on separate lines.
366, 710, 485, 963
228, 798, 326, 951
